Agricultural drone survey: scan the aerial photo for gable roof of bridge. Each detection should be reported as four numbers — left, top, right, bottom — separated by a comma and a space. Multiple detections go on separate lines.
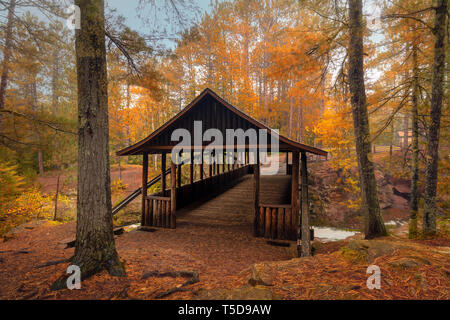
117, 88, 327, 157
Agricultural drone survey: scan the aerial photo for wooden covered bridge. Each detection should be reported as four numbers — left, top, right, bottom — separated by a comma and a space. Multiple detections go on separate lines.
117, 88, 327, 255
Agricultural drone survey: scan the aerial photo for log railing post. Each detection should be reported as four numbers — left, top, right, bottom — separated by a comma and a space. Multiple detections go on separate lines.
141, 153, 149, 226
300, 152, 311, 257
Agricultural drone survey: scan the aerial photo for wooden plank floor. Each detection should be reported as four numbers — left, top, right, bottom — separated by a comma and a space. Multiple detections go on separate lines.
177, 174, 291, 227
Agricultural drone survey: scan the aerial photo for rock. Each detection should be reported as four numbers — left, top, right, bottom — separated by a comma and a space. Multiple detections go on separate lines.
248, 263, 274, 286
5, 220, 48, 237
195, 286, 274, 300
389, 257, 430, 269
344, 240, 408, 263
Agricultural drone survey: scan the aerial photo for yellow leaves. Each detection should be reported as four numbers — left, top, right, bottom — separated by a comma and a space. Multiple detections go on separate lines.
0, 188, 54, 236
0, 162, 24, 201
111, 179, 128, 195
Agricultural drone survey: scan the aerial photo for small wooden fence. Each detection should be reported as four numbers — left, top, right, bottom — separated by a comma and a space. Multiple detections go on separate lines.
257, 204, 297, 241
144, 196, 175, 229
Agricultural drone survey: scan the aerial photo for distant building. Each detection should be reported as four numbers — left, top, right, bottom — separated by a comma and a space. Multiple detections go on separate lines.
396, 130, 412, 145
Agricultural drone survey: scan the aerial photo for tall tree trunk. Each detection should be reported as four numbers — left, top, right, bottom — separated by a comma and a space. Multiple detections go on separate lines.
54, 174, 61, 221
403, 113, 409, 152
52, 0, 125, 289
389, 120, 394, 159
51, 48, 60, 114
31, 77, 44, 175
423, 0, 448, 236
0, 0, 16, 128
288, 95, 293, 138
409, 38, 420, 238
348, 0, 387, 239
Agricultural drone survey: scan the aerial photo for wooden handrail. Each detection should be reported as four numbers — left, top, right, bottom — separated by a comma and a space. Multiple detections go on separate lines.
259, 204, 292, 209
148, 195, 171, 201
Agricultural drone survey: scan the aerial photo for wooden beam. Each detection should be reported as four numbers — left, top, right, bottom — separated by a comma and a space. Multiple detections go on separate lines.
177, 164, 182, 188
222, 151, 226, 173
300, 152, 311, 257
253, 151, 260, 237
190, 149, 194, 184
142, 153, 149, 226
161, 153, 166, 196
170, 161, 177, 229
200, 152, 204, 180
286, 152, 289, 175
291, 151, 300, 247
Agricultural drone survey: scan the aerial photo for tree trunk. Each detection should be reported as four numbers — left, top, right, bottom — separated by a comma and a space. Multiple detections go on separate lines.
403, 113, 409, 152
0, 0, 16, 128
389, 120, 394, 159
51, 48, 60, 114
409, 38, 420, 238
117, 155, 122, 181
53, 0, 125, 289
31, 76, 44, 175
300, 153, 311, 257
54, 174, 61, 221
348, 0, 387, 239
423, 0, 448, 236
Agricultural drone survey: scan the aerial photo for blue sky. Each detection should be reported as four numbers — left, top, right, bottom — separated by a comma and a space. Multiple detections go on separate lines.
106, 0, 214, 46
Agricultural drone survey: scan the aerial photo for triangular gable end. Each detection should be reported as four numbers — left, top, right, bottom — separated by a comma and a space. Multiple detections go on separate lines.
117, 88, 327, 157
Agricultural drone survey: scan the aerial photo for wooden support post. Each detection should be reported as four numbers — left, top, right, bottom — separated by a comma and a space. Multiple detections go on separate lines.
161, 153, 166, 196
222, 150, 226, 173
190, 149, 194, 184
170, 161, 177, 229
200, 151, 204, 180
177, 164, 182, 188
141, 153, 149, 226
300, 152, 311, 257
286, 152, 289, 175
253, 150, 260, 237
291, 151, 300, 248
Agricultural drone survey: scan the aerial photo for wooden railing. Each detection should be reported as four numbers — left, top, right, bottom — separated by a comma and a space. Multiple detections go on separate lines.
142, 165, 251, 229
257, 204, 297, 241
144, 195, 175, 229
176, 165, 251, 208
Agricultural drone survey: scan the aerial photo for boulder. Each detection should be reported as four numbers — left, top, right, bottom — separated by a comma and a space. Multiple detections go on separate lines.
195, 286, 274, 300
389, 256, 431, 269
248, 263, 274, 286
344, 240, 408, 263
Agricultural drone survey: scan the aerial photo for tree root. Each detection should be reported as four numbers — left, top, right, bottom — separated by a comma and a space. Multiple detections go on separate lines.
35, 259, 69, 269
0, 248, 30, 254
50, 252, 126, 291
142, 270, 199, 299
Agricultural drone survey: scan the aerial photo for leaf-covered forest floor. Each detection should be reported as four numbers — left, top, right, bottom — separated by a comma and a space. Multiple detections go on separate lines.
0, 215, 449, 300
1, 151, 448, 300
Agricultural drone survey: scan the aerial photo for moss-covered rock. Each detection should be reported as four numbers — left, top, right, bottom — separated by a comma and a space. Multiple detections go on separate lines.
341, 240, 409, 263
